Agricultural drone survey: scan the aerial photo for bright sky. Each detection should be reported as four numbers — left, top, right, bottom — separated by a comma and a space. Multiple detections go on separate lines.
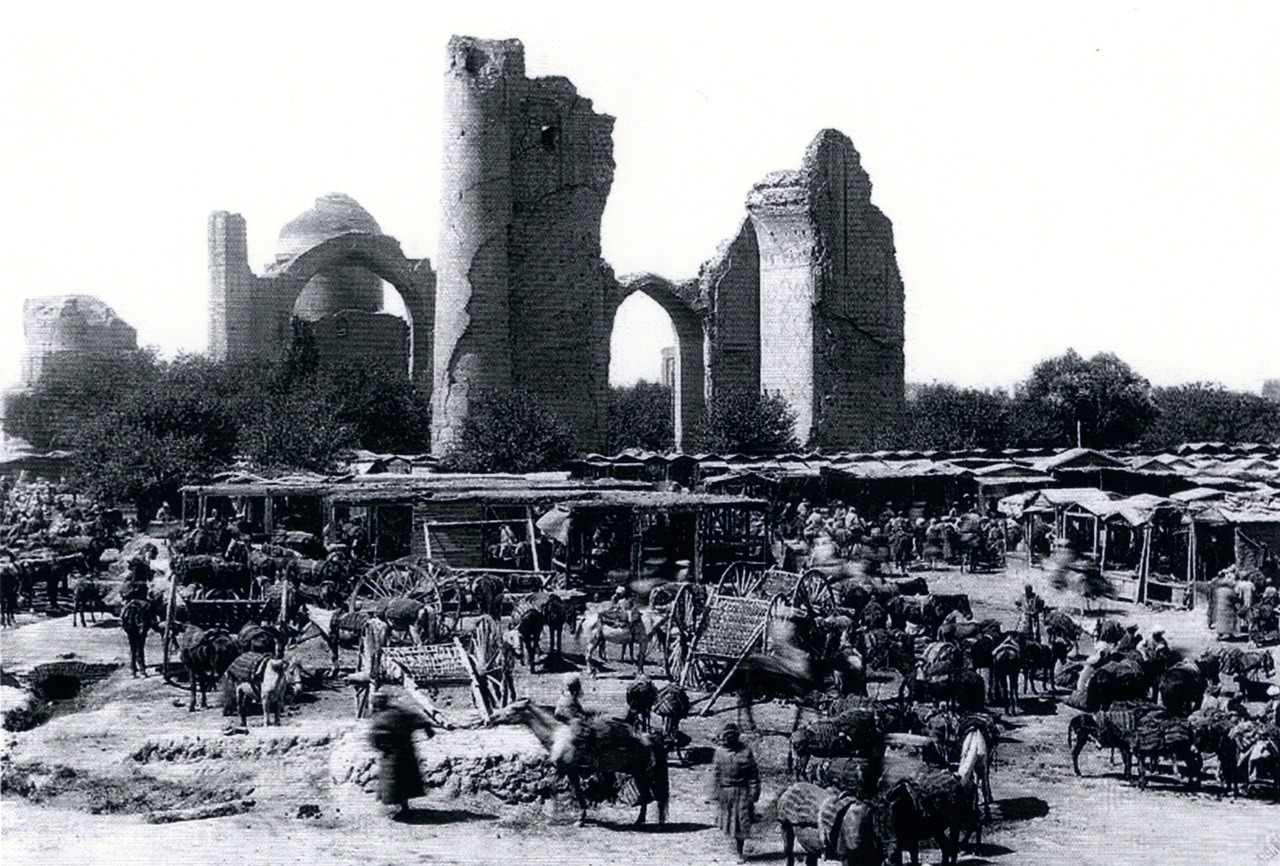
2, 2, 1278, 391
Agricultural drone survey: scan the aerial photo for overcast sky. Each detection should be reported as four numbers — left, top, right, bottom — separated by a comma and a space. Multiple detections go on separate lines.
2, 2, 1278, 391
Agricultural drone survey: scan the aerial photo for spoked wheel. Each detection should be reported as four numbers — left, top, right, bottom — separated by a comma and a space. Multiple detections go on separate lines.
716, 562, 765, 598
765, 592, 793, 652
434, 572, 469, 636
351, 558, 446, 615
792, 569, 837, 616
664, 584, 702, 681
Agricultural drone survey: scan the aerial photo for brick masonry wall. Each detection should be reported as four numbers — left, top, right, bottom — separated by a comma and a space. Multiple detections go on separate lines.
432, 37, 616, 454
701, 218, 761, 401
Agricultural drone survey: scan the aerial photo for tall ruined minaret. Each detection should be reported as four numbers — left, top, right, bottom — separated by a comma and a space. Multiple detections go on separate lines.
431, 36, 616, 455
207, 210, 254, 361
431, 37, 520, 453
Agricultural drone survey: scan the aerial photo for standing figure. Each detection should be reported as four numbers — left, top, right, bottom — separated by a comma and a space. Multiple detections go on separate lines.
554, 672, 587, 722
713, 721, 760, 861
368, 690, 433, 818
1018, 584, 1044, 642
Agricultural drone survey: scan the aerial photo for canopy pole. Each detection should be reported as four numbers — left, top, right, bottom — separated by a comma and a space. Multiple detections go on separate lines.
526, 507, 540, 572
1137, 524, 1153, 603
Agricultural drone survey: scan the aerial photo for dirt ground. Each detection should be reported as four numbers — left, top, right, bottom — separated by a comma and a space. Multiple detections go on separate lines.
2, 558, 1278, 866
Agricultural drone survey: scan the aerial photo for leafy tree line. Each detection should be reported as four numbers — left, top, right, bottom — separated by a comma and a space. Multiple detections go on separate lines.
446, 386, 799, 473
895, 349, 1280, 451
8, 340, 1275, 512
5, 347, 432, 518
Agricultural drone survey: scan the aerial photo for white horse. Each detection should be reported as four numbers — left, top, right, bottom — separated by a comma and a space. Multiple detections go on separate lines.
575, 605, 666, 674
957, 726, 995, 821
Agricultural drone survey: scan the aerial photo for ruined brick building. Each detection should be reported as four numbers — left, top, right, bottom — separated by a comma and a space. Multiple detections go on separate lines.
207, 36, 905, 453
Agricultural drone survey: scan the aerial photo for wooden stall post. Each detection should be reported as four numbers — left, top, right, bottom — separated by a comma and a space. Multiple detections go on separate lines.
1137, 524, 1153, 603
525, 507, 540, 572
161, 575, 180, 682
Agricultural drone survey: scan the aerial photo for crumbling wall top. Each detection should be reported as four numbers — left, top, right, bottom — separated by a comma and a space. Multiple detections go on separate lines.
447, 35, 525, 82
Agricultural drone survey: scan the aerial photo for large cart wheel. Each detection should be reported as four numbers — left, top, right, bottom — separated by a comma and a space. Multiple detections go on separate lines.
792, 569, 837, 616
664, 584, 702, 681
716, 562, 765, 598
351, 558, 446, 613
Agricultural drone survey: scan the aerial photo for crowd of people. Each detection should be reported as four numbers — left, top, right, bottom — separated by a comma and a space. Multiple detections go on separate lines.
0, 478, 123, 552
778, 498, 1032, 574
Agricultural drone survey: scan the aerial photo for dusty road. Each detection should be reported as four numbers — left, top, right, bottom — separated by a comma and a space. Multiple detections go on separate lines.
2, 561, 1277, 866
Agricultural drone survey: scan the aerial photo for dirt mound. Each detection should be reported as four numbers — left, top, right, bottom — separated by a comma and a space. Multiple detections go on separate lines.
131, 732, 333, 764
329, 725, 561, 806
1, 760, 251, 815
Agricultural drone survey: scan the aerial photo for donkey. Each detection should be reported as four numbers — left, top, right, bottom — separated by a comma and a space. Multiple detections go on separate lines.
120, 595, 162, 677
176, 625, 239, 711
231, 653, 303, 727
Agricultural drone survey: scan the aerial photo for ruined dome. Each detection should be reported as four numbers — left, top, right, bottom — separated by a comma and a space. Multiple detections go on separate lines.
19, 295, 138, 388
274, 193, 383, 262
276, 193, 385, 321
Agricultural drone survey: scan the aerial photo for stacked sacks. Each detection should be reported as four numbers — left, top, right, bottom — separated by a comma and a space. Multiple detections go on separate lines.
792, 703, 885, 791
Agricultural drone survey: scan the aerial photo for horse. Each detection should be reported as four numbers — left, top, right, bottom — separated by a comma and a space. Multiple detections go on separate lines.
1188, 712, 1241, 796
1129, 714, 1201, 790
175, 625, 239, 711
1043, 609, 1085, 654
369, 596, 436, 647
236, 655, 303, 727
877, 773, 964, 866
511, 604, 545, 671
0, 561, 21, 627
990, 637, 1021, 714
299, 605, 373, 676
1020, 636, 1070, 694
625, 673, 658, 732
486, 698, 669, 826
1067, 702, 1158, 778
575, 606, 663, 674
541, 592, 569, 658
236, 622, 283, 656
1238, 735, 1279, 793
471, 573, 506, 619
654, 682, 692, 762
956, 725, 995, 823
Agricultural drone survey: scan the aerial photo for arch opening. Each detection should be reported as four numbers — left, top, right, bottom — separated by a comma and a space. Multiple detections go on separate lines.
608, 293, 678, 454
272, 236, 432, 387
607, 277, 706, 453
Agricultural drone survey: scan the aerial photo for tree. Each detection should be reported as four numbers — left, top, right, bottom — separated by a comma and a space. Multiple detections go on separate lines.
314, 359, 432, 455
442, 389, 578, 473
4, 350, 159, 451
689, 391, 798, 454
1143, 383, 1280, 449
1015, 350, 1154, 448
607, 382, 674, 453
70, 354, 253, 517
237, 390, 356, 473
895, 383, 1013, 450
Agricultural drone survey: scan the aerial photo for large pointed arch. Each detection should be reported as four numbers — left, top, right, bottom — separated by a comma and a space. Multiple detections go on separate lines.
609, 273, 707, 451
269, 232, 435, 386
